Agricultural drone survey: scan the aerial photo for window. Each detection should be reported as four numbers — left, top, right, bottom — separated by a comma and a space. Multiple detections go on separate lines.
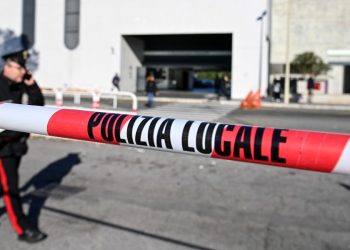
22, 0, 36, 48
64, 0, 80, 50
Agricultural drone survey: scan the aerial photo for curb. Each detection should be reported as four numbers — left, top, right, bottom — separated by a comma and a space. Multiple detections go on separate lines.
220, 100, 350, 111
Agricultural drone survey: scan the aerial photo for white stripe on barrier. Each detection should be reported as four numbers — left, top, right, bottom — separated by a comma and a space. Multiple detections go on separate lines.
170, 119, 190, 153
0, 103, 57, 135
332, 139, 350, 174
153, 117, 166, 148
140, 117, 151, 146
120, 116, 131, 144
188, 121, 203, 154
132, 116, 144, 144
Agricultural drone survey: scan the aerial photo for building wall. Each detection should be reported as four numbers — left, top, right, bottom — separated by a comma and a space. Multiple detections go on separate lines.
271, 0, 350, 94
0, 0, 267, 98
0, 0, 22, 34
120, 37, 144, 92
330, 65, 344, 94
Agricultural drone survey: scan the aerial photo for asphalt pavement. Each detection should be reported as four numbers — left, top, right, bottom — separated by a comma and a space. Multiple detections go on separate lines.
1, 101, 350, 250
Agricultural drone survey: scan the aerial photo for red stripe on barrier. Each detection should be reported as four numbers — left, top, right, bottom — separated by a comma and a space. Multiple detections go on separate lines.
285, 131, 349, 172
0, 160, 24, 235
47, 109, 96, 141
212, 125, 349, 172
47, 110, 133, 144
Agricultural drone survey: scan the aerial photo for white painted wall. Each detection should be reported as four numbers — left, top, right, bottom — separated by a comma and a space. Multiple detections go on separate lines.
0, 0, 22, 68
0, 0, 267, 98
120, 36, 144, 92
0, 0, 22, 34
328, 65, 344, 94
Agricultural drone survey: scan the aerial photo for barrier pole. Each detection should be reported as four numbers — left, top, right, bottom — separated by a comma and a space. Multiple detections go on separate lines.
109, 91, 138, 112
0, 103, 349, 175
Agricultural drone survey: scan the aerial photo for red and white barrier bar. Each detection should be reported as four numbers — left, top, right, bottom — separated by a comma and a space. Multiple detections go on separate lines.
0, 103, 349, 174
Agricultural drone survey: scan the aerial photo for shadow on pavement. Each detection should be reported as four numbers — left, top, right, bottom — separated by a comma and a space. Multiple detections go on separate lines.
0, 153, 81, 229
42, 205, 216, 250
21, 153, 81, 229
339, 182, 350, 191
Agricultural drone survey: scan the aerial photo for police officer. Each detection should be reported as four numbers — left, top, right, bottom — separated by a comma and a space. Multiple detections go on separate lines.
0, 36, 46, 243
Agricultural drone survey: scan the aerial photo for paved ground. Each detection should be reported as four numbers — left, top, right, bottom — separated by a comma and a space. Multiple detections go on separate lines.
1, 103, 350, 250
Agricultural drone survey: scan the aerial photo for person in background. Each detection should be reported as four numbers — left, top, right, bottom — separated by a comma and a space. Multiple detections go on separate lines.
0, 36, 46, 243
145, 74, 158, 108
214, 74, 221, 100
221, 74, 231, 100
307, 74, 315, 104
112, 73, 120, 91
272, 78, 281, 102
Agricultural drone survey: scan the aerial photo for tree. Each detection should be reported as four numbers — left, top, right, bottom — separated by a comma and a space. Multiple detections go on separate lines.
291, 51, 330, 76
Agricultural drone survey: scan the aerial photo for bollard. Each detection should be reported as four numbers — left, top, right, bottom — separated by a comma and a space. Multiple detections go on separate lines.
0, 103, 349, 175
91, 90, 101, 109
54, 88, 64, 106
113, 95, 118, 110
73, 93, 81, 105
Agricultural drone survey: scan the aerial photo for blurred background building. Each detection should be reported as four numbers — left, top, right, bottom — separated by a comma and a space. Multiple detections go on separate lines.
0, 0, 267, 99
0, 0, 349, 101
270, 0, 350, 99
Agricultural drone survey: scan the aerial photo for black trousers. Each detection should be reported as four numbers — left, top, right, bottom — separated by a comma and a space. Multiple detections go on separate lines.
0, 156, 28, 235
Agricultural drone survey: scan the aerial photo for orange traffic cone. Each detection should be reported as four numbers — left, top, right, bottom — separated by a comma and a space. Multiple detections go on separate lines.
251, 89, 262, 109
240, 91, 253, 109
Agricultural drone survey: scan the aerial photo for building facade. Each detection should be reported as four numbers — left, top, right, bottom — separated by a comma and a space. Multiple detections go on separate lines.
0, 0, 268, 99
270, 0, 350, 96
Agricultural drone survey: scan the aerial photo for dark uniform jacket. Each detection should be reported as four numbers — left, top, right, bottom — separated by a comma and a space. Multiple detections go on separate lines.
0, 72, 44, 157
146, 80, 157, 94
